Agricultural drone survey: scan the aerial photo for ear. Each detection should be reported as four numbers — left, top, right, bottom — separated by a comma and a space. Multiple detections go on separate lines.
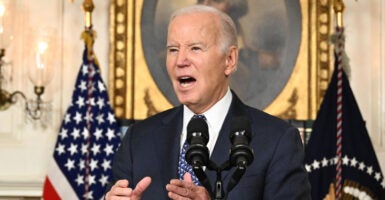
224, 46, 238, 76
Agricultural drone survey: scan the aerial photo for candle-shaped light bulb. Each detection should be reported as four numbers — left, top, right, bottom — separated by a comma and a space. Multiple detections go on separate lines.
0, 4, 5, 17
0, 3, 5, 44
0, 1, 14, 48
34, 41, 48, 86
36, 41, 48, 69
28, 40, 54, 87
27, 27, 57, 90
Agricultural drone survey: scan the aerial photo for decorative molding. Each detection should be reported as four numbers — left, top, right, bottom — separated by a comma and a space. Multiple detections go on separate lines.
0, 181, 42, 197
315, 0, 334, 107
109, 0, 128, 118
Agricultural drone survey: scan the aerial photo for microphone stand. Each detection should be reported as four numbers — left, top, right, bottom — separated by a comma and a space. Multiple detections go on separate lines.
187, 116, 253, 199
191, 164, 213, 197
192, 160, 244, 200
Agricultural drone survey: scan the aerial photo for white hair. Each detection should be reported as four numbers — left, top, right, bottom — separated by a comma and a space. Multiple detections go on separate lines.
169, 5, 238, 52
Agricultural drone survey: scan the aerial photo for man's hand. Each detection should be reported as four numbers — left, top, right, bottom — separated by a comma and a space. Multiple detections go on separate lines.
166, 173, 211, 200
105, 177, 152, 200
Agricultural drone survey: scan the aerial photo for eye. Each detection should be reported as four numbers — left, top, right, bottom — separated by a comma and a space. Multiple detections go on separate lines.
167, 47, 178, 53
191, 46, 201, 51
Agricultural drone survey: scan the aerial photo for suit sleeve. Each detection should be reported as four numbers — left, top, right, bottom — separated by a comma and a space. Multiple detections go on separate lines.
264, 127, 311, 199
105, 126, 134, 193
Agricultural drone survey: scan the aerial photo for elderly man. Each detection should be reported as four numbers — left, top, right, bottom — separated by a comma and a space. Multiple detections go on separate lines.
105, 5, 311, 200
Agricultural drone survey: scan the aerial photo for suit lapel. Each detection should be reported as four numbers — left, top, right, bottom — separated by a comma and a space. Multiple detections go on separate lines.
154, 106, 184, 182
207, 93, 248, 184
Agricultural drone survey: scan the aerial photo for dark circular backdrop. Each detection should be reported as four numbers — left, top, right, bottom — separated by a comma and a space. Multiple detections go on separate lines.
141, 0, 301, 109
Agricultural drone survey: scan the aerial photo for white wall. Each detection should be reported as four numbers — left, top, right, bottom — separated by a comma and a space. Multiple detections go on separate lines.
0, 0, 383, 198
0, 0, 110, 197
344, 0, 385, 170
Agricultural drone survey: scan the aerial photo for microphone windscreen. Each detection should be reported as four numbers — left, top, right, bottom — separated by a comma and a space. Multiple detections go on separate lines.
187, 117, 209, 144
230, 116, 252, 143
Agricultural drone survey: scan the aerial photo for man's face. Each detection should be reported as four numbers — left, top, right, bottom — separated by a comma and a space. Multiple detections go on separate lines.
166, 12, 237, 113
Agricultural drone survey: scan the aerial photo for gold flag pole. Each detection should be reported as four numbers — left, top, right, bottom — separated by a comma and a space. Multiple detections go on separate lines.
82, 0, 94, 29
79, 0, 100, 67
333, 0, 345, 28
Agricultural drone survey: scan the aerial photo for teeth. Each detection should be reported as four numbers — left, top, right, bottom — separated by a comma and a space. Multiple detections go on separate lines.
181, 82, 189, 87
178, 76, 195, 88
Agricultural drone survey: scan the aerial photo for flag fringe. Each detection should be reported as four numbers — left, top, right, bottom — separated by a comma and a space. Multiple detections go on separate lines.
330, 32, 351, 80
81, 29, 100, 68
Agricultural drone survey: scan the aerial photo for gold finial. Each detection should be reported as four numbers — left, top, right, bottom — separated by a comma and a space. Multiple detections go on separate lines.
82, 0, 94, 29
333, 0, 345, 28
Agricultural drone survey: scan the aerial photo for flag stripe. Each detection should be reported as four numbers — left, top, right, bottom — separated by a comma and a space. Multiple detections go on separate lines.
42, 177, 60, 200
45, 158, 78, 199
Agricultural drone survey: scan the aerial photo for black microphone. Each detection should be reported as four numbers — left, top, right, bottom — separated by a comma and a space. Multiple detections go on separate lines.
227, 116, 254, 193
185, 116, 210, 168
229, 116, 254, 168
185, 116, 213, 194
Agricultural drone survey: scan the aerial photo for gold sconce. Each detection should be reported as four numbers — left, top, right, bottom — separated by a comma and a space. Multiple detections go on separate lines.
0, 0, 54, 120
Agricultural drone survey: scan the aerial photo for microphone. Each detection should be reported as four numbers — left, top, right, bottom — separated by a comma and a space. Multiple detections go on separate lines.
185, 116, 213, 194
227, 116, 254, 193
229, 116, 254, 168
185, 116, 210, 168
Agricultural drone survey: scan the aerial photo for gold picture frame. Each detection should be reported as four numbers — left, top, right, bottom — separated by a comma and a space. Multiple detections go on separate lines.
109, 0, 334, 121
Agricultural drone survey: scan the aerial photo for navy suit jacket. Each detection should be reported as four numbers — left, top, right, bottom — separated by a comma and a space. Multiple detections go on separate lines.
107, 93, 311, 199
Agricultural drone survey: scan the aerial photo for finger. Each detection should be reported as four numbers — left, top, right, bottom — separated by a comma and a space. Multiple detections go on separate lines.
166, 184, 191, 199
108, 180, 132, 197
182, 173, 196, 189
169, 178, 185, 186
183, 172, 193, 183
168, 191, 191, 200
116, 179, 129, 187
168, 176, 194, 189
166, 179, 194, 198
133, 177, 152, 197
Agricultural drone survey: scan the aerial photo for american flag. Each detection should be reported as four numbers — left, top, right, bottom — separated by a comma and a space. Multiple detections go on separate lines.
43, 39, 121, 199
304, 28, 385, 200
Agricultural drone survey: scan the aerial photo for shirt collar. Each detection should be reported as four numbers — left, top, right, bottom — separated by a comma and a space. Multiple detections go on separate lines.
182, 88, 232, 144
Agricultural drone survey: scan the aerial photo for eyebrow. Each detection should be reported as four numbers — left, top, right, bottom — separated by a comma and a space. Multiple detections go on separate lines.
166, 42, 204, 48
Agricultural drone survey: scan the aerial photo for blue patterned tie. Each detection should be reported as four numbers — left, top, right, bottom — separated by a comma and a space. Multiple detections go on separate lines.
178, 115, 206, 185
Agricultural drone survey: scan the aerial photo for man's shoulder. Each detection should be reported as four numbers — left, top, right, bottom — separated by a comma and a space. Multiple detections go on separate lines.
133, 105, 182, 127
243, 104, 295, 131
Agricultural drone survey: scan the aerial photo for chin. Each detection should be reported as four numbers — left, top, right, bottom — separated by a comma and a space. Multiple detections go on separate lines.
176, 95, 194, 106
177, 97, 189, 105
175, 90, 200, 106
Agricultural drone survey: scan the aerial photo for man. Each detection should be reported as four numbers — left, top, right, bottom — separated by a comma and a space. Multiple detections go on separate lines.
105, 5, 311, 200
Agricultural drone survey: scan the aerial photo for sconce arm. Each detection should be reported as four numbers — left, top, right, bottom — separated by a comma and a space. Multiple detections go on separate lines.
10, 90, 27, 103
0, 89, 27, 110
8, 87, 44, 120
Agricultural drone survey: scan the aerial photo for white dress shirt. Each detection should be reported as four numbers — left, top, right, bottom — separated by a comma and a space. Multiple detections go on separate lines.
180, 88, 233, 156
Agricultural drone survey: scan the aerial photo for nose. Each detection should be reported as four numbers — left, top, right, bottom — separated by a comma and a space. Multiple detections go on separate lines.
176, 49, 190, 67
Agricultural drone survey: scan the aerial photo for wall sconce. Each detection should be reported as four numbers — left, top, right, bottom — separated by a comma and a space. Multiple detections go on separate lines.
0, 0, 54, 121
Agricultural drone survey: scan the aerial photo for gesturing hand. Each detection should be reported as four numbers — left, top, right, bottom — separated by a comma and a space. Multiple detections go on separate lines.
105, 177, 152, 200
166, 173, 211, 200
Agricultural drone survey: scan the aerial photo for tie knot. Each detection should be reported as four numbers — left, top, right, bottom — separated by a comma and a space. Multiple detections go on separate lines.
193, 114, 206, 121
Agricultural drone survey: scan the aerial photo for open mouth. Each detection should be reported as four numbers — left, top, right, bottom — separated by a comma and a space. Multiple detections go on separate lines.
178, 76, 196, 87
